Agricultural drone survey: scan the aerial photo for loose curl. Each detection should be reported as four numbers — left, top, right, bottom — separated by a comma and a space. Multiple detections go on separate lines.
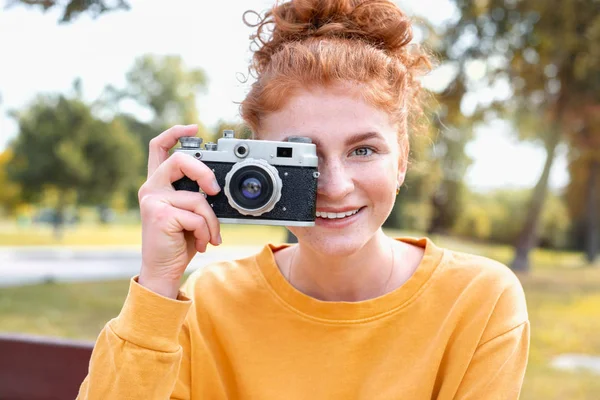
240, 0, 433, 140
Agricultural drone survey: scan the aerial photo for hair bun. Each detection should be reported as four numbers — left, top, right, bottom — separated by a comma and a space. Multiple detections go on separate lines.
248, 0, 415, 71
349, 1, 413, 52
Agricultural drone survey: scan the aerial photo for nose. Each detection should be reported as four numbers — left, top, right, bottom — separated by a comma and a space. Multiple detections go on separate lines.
317, 159, 354, 200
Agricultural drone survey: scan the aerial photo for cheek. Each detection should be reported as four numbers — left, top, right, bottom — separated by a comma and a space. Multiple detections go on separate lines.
360, 160, 398, 190
370, 164, 399, 209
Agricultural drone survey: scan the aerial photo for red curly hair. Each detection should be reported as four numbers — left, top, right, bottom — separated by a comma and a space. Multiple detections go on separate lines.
240, 0, 432, 139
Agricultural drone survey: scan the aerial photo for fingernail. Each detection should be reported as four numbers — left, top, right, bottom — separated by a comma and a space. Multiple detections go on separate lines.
217, 233, 222, 245
212, 180, 221, 192
185, 124, 197, 128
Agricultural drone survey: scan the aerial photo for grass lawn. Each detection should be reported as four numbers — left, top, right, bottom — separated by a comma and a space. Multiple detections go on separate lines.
0, 221, 288, 246
1, 227, 599, 398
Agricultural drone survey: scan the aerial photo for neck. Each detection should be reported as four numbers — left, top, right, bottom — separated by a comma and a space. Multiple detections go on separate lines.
287, 230, 396, 302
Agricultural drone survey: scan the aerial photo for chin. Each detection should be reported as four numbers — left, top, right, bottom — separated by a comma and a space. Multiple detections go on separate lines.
288, 225, 376, 257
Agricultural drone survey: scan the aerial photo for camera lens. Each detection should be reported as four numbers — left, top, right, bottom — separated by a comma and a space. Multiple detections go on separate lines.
229, 166, 274, 209
224, 159, 283, 216
240, 177, 262, 199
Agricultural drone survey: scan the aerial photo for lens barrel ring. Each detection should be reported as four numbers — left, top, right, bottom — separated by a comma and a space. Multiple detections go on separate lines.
224, 158, 283, 216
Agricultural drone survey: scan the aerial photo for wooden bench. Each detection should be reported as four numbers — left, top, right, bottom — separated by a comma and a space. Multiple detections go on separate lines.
0, 333, 93, 400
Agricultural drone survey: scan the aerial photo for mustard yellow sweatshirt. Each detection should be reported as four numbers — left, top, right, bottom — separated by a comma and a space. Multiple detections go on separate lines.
77, 237, 529, 399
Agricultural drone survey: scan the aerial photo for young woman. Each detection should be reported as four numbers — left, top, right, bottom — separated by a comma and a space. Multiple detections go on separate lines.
77, 0, 529, 398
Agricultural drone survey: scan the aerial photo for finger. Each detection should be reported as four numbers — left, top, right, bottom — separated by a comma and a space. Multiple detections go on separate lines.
171, 208, 211, 251
195, 237, 208, 253
148, 124, 199, 179
163, 190, 221, 246
147, 152, 221, 196
140, 196, 211, 250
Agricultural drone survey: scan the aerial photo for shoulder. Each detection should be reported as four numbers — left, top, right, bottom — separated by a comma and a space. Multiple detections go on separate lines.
444, 245, 523, 288
401, 236, 522, 292
447, 248, 528, 338
412, 237, 529, 341
445, 246, 525, 302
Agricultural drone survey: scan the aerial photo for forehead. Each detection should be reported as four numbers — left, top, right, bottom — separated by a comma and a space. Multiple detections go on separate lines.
258, 84, 396, 142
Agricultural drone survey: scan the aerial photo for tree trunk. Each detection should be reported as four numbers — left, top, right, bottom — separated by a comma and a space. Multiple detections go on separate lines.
511, 128, 562, 272
52, 192, 66, 241
585, 159, 599, 264
427, 189, 447, 235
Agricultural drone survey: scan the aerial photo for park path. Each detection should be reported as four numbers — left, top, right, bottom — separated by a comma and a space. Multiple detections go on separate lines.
0, 245, 262, 287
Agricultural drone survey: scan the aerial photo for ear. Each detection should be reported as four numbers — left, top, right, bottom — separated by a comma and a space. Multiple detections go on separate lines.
397, 137, 409, 186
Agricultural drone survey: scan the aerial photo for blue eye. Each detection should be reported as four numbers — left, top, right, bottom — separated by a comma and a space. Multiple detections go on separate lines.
353, 147, 374, 157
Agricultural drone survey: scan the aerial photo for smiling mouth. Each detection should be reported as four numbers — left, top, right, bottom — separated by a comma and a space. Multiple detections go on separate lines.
315, 208, 362, 219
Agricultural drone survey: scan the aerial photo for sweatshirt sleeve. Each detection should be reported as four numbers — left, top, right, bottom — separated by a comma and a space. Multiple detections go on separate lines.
453, 321, 530, 400
76, 277, 193, 400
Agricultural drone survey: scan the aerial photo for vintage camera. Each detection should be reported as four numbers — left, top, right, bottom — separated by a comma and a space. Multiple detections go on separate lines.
172, 130, 319, 226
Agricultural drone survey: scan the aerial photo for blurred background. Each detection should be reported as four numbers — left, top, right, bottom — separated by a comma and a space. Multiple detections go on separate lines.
0, 0, 598, 398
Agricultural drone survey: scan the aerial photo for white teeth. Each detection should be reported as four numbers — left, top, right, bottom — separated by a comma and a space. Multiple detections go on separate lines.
316, 209, 360, 219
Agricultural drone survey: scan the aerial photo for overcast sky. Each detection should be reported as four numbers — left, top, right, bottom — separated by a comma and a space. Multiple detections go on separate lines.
0, 0, 568, 192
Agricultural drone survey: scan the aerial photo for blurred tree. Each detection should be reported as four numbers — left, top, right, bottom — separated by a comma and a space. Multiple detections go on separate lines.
7, 89, 141, 237
537, 191, 571, 250
97, 54, 210, 208
426, 110, 473, 235
385, 115, 442, 232
452, 200, 494, 241
77, 117, 143, 210
452, 187, 571, 249
0, 149, 22, 214
111, 114, 155, 209
409, 14, 479, 236
565, 107, 600, 263
105, 55, 209, 132
5, 0, 130, 23
429, 0, 600, 271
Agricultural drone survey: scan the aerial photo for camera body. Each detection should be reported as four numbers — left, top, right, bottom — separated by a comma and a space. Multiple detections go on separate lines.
172, 130, 319, 227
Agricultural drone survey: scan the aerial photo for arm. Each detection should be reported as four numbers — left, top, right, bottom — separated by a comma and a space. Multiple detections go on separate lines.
77, 124, 222, 399
453, 321, 530, 400
76, 277, 193, 400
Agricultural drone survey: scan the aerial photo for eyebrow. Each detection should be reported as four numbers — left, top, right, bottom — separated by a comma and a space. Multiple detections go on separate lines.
343, 131, 383, 146
284, 131, 383, 147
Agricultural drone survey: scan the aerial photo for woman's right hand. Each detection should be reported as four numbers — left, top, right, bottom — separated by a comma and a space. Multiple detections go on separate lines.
137, 124, 222, 299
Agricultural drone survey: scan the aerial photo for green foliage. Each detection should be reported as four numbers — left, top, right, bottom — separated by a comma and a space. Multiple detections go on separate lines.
432, 0, 600, 123
95, 55, 211, 207
112, 115, 156, 208
0, 149, 22, 214
114, 54, 209, 132
451, 188, 572, 249
7, 0, 130, 23
0, 221, 287, 246
423, 98, 474, 234
78, 117, 143, 205
452, 202, 494, 240
404, 124, 444, 202
539, 192, 572, 249
387, 200, 433, 233
7, 92, 142, 210
386, 117, 443, 230
424, 0, 600, 266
